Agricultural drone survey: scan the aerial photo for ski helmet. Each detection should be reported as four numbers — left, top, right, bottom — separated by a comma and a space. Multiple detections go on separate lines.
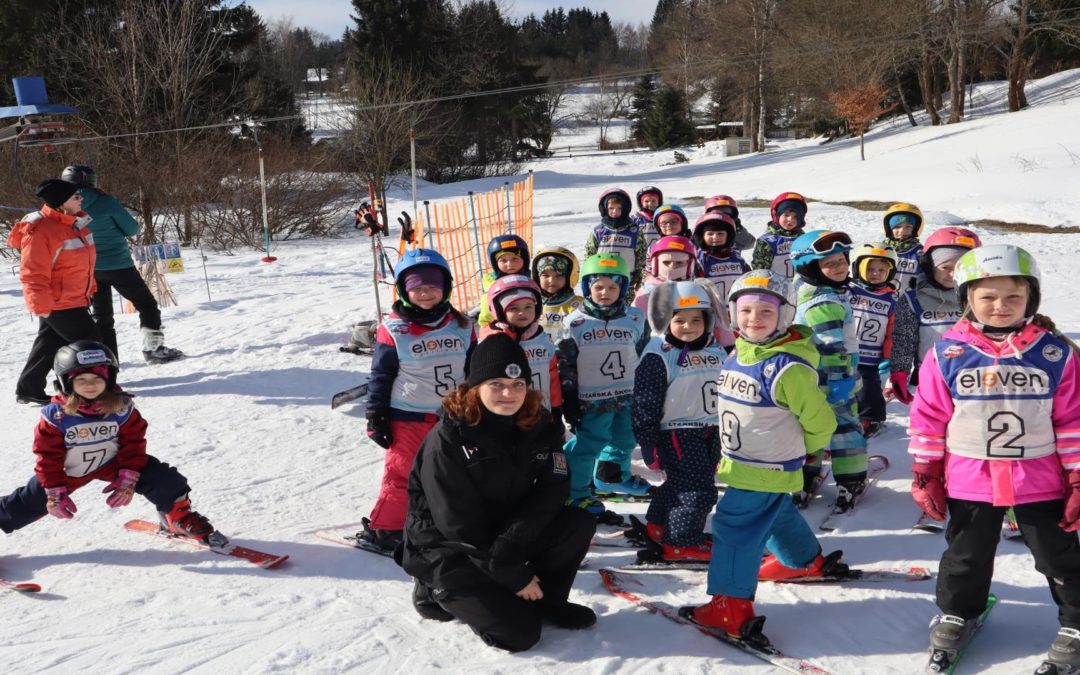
636, 185, 663, 209
580, 252, 630, 300
530, 246, 580, 290
598, 188, 632, 219
61, 165, 97, 188
394, 248, 452, 301
727, 270, 797, 343
647, 280, 716, 338
953, 244, 1041, 318
770, 192, 808, 226
648, 235, 698, 280
704, 194, 741, 226
851, 243, 899, 287
790, 230, 853, 275
486, 234, 530, 271
883, 203, 924, 239
486, 274, 542, 326
921, 227, 981, 269
692, 213, 738, 253
652, 204, 690, 235
53, 340, 119, 395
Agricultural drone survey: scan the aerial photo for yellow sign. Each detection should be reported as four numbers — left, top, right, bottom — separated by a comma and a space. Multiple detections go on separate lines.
166, 258, 185, 273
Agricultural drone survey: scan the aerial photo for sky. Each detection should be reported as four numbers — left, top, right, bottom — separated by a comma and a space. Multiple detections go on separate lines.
242, 0, 656, 40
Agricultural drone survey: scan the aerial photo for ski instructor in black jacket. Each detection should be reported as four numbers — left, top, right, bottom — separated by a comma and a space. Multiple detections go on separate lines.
399, 333, 596, 652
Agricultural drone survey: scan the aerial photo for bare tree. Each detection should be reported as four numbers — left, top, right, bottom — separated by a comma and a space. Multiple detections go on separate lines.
583, 77, 635, 147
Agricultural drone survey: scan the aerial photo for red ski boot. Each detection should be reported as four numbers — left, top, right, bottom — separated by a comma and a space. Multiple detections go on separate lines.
758, 550, 847, 581
663, 540, 712, 561
646, 523, 664, 544
688, 594, 762, 639
159, 498, 216, 543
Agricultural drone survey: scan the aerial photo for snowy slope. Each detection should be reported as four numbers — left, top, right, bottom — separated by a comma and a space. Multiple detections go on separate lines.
2, 68, 1080, 674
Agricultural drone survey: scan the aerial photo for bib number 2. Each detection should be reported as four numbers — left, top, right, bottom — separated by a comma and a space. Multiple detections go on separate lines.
986, 411, 1026, 458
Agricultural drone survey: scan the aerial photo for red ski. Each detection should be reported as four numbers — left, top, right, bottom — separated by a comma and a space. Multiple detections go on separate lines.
1, 578, 41, 594
124, 519, 288, 569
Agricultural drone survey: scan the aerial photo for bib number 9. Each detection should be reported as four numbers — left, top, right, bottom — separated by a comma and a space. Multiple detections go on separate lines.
720, 410, 741, 451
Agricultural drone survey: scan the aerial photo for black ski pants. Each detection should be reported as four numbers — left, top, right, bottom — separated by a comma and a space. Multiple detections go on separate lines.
646, 427, 720, 546
16, 307, 100, 399
938, 497, 1080, 628
432, 506, 595, 652
856, 364, 886, 424
91, 266, 162, 359
0, 456, 191, 533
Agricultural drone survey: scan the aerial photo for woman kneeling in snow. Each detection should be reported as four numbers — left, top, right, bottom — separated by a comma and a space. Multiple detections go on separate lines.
398, 333, 596, 652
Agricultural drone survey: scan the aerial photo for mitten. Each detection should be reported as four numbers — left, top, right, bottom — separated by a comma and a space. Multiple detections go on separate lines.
912, 461, 946, 521
801, 453, 823, 492
45, 486, 77, 520
641, 445, 661, 471
826, 376, 856, 405
366, 409, 392, 449
877, 359, 892, 380
103, 469, 140, 508
889, 371, 913, 405
1060, 470, 1080, 532
564, 400, 582, 435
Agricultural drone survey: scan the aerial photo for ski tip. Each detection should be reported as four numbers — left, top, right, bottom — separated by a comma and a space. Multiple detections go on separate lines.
14, 583, 42, 593
259, 555, 290, 569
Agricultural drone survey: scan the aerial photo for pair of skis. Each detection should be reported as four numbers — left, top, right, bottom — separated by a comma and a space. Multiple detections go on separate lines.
913, 507, 1024, 541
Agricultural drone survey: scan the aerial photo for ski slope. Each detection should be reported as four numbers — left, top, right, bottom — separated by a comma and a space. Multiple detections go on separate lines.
2, 68, 1080, 673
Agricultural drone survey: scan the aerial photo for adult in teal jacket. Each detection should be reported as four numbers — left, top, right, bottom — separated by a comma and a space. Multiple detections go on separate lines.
61, 166, 182, 364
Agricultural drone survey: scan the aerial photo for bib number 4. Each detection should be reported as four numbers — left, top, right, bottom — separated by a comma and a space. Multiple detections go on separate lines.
600, 351, 627, 380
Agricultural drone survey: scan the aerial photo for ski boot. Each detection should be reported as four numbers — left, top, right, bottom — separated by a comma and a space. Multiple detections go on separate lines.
141, 328, 184, 364
759, 550, 848, 581
411, 578, 453, 622
593, 461, 655, 500
927, 613, 976, 672
567, 496, 624, 526
861, 419, 885, 438
681, 595, 770, 647
834, 478, 868, 513
1037, 628, 1080, 674
159, 497, 225, 546
356, 517, 404, 554
622, 514, 662, 547
539, 601, 597, 629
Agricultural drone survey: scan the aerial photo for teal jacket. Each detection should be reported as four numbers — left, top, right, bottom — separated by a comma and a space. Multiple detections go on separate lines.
79, 188, 140, 271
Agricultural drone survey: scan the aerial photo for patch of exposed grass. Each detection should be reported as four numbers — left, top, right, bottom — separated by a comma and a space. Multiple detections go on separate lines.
968, 219, 1080, 233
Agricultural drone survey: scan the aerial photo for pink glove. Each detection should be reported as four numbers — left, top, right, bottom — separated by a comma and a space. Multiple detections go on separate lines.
1060, 471, 1080, 532
889, 371, 914, 405
103, 469, 140, 508
912, 461, 946, 521
45, 486, 77, 520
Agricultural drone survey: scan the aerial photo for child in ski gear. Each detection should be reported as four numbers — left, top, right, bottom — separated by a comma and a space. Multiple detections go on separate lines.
363, 248, 475, 551
584, 188, 648, 299
907, 245, 1080, 671
531, 246, 583, 335
686, 270, 840, 642
11, 179, 101, 405
848, 244, 899, 437
556, 253, 649, 513
751, 192, 807, 278
400, 334, 595, 651
0, 341, 218, 543
792, 230, 868, 506
62, 165, 182, 365
704, 194, 756, 251
882, 203, 924, 292
644, 204, 692, 251
888, 227, 981, 404
694, 212, 751, 304
477, 234, 530, 326
632, 280, 726, 562
480, 274, 563, 422
633, 185, 663, 229
632, 235, 698, 313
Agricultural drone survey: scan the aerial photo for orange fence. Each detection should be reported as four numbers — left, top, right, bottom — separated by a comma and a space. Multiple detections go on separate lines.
397, 172, 534, 312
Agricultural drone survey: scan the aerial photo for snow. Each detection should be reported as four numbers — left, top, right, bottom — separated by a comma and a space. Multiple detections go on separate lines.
3, 68, 1080, 673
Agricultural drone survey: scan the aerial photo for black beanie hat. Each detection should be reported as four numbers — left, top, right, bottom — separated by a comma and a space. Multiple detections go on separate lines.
36, 179, 79, 209
466, 333, 532, 387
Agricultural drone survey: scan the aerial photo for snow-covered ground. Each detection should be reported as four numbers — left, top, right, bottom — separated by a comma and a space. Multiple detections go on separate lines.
3, 68, 1080, 673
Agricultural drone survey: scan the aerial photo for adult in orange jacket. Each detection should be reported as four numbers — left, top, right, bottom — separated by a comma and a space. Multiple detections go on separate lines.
9, 179, 101, 405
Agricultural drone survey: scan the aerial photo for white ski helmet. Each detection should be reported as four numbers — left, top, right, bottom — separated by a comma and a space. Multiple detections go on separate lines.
953, 244, 1041, 318
647, 280, 716, 337
727, 270, 797, 342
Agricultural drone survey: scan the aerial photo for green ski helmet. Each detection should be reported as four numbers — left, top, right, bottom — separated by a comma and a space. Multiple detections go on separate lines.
580, 253, 631, 300
953, 244, 1041, 318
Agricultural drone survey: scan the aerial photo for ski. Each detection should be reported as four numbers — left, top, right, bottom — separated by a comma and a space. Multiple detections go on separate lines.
618, 559, 931, 581
1002, 507, 1023, 541
927, 594, 997, 673
819, 455, 890, 532
591, 529, 642, 549
599, 568, 832, 674
913, 511, 946, 534
315, 530, 395, 558
124, 519, 288, 569
595, 491, 653, 503
331, 382, 369, 410
0, 578, 41, 594
794, 465, 832, 509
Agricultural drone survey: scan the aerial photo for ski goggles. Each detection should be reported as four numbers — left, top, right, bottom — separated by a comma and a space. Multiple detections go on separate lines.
887, 213, 919, 228
802, 231, 852, 257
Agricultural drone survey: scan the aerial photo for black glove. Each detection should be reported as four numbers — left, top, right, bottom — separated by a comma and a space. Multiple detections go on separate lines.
550, 406, 565, 431
801, 453, 823, 493
366, 409, 392, 449
564, 402, 582, 434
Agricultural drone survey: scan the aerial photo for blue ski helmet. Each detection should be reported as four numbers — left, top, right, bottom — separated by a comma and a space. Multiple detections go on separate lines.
394, 248, 452, 301
790, 230, 853, 275
486, 234, 530, 272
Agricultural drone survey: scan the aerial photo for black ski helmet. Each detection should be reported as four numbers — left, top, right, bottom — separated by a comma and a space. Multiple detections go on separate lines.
61, 165, 97, 188
53, 340, 119, 395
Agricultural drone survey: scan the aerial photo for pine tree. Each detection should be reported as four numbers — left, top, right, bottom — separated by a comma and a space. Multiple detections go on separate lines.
629, 74, 657, 142
642, 85, 694, 149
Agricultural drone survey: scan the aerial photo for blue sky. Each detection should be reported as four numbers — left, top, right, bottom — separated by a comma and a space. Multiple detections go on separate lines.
242, 1, 656, 40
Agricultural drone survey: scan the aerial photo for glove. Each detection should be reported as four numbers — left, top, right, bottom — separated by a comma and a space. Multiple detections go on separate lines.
1060, 471, 1080, 532
801, 453, 823, 492
642, 446, 661, 471
45, 486, 77, 520
103, 469, 140, 508
889, 371, 914, 405
366, 409, 392, 449
912, 461, 946, 521
826, 376, 856, 405
550, 406, 565, 431
877, 359, 892, 380
564, 401, 582, 435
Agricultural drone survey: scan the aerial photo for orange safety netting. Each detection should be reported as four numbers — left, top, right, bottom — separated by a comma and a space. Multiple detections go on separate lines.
394, 172, 533, 312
